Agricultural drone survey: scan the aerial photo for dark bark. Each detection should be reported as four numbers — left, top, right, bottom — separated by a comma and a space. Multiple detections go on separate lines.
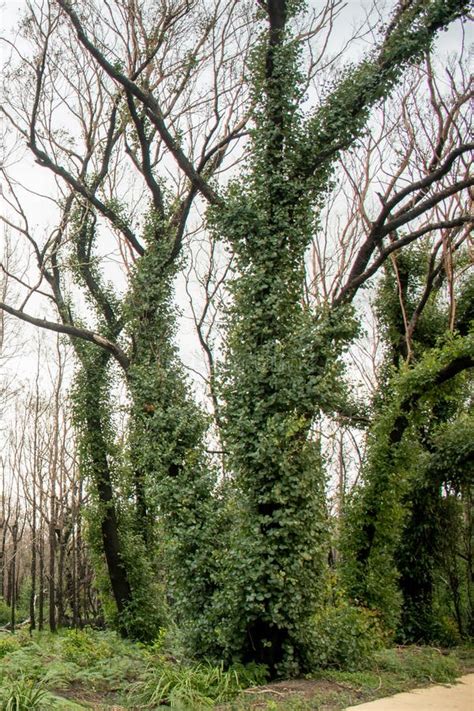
397, 482, 440, 642
84, 391, 132, 619
9, 521, 18, 633
49, 504, 57, 632
29, 508, 37, 632
245, 619, 286, 677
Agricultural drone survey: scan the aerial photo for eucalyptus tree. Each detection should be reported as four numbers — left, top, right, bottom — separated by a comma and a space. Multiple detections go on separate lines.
0, 0, 472, 670
341, 264, 473, 637
328, 52, 474, 642
336, 57, 474, 640
307, 47, 473, 511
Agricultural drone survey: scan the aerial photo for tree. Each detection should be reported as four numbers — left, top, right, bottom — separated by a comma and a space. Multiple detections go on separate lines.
2, 0, 253, 638
207, 0, 472, 673
337, 57, 473, 633
1, 0, 472, 672
0, 335, 98, 633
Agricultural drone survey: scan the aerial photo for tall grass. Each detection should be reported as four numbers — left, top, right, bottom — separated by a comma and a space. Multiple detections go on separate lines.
0, 679, 48, 711
128, 661, 267, 709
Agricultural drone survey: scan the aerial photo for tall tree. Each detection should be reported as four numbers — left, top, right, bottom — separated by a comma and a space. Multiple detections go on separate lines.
1, 0, 252, 638
209, 0, 472, 673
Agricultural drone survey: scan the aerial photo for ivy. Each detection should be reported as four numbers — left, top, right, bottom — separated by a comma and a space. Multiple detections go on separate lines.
59, 0, 472, 664
341, 330, 473, 636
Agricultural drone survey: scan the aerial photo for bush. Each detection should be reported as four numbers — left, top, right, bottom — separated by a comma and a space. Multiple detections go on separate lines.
60, 628, 111, 666
308, 603, 385, 671
0, 636, 19, 659
0, 600, 11, 626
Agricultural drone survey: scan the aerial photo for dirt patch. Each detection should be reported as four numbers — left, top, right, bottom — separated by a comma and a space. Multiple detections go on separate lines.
218, 677, 363, 709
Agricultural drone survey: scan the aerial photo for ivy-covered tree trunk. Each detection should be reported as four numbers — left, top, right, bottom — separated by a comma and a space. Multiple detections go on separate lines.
211, 0, 471, 674
213, 0, 333, 675
73, 351, 133, 628
396, 480, 442, 641
341, 332, 474, 637
124, 225, 220, 649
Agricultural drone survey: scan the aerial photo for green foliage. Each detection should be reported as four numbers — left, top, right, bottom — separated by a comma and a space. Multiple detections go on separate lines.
306, 603, 385, 671
373, 647, 460, 684
0, 598, 28, 628
0, 628, 150, 709
0, 679, 48, 711
42, 0, 473, 674
0, 628, 266, 708
0, 629, 470, 711
341, 225, 474, 644
206, 0, 363, 672
341, 331, 473, 632
299, 0, 471, 184
203, 0, 471, 675
374, 246, 448, 374
0, 636, 20, 659
60, 628, 111, 666
123, 231, 218, 651
429, 414, 474, 487
128, 660, 267, 709
0, 600, 10, 626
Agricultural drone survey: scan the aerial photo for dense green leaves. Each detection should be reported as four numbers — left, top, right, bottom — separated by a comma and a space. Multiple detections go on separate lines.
56, 0, 472, 669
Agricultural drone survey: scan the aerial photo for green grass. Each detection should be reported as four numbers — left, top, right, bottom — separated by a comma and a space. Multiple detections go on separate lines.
0, 629, 144, 708
128, 661, 266, 709
0, 629, 265, 709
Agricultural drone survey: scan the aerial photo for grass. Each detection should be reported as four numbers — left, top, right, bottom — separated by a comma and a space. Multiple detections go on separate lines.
0, 629, 472, 710
128, 661, 266, 709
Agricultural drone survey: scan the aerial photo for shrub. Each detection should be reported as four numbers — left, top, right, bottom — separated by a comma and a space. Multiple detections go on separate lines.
60, 628, 111, 666
0, 636, 19, 659
308, 602, 385, 671
0, 600, 11, 626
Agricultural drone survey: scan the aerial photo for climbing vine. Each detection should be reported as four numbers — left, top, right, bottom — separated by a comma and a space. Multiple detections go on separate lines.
341, 329, 473, 637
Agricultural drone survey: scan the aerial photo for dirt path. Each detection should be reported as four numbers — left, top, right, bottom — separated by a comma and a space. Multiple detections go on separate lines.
345, 673, 474, 711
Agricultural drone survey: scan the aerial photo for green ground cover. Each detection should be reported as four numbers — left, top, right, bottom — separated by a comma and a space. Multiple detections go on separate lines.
0, 628, 472, 710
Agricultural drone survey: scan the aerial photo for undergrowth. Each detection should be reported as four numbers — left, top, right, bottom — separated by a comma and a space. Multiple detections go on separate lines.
0, 629, 266, 709
0, 628, 471, 710
0, 679, 48, 711
129, 661, 266, 708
